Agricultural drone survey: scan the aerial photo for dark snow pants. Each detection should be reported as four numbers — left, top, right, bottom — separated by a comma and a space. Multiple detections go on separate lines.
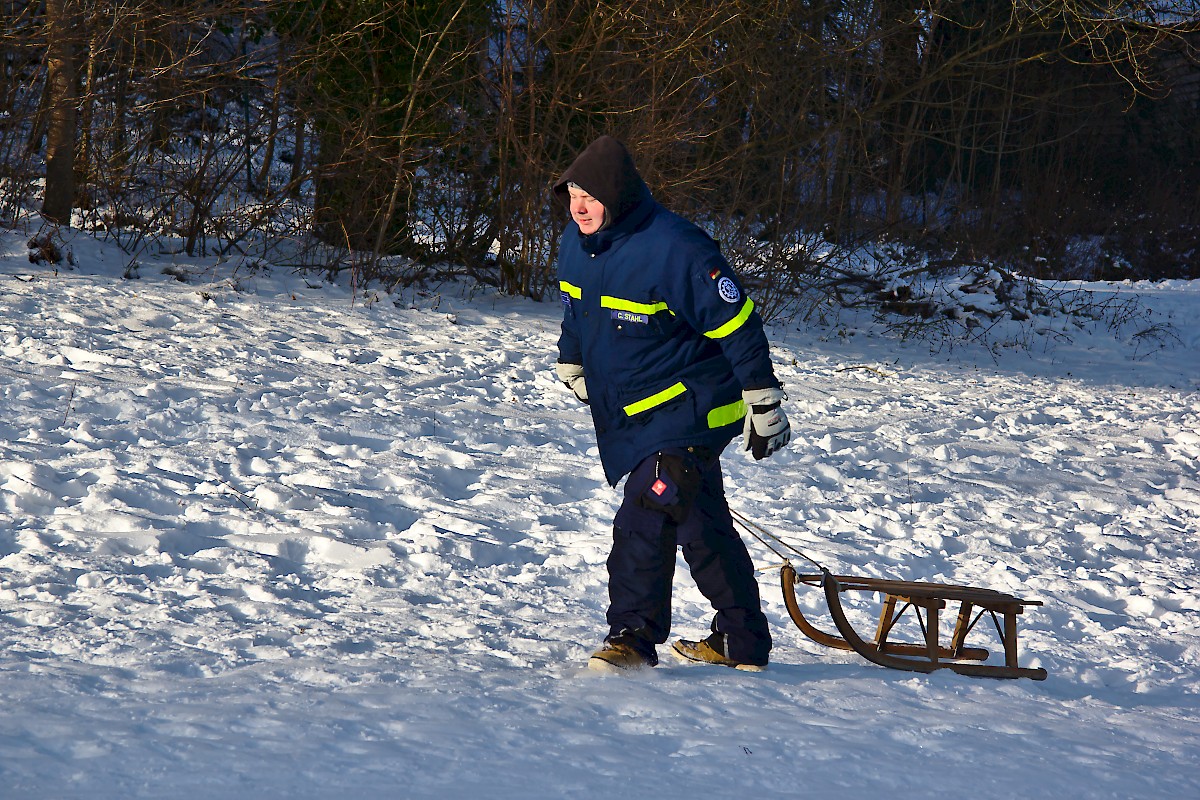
606, 446, 772, 664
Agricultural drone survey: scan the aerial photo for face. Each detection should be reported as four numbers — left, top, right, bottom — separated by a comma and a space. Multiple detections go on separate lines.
568, 186, 606, 235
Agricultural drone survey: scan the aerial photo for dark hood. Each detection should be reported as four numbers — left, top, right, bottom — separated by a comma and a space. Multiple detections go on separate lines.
553, 136, 650, 228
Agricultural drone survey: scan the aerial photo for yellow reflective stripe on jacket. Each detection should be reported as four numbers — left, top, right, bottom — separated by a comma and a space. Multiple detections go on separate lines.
706, 399, 746, 429
560, 281, 582, 300
601, 296, 670, 316
704, 298, 755, 339
623, 382, 687, 416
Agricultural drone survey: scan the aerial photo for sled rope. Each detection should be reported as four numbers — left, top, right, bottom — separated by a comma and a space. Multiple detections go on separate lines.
730, 508, 827, 573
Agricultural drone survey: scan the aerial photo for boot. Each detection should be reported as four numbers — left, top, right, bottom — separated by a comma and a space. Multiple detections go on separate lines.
671, 634, 767, 672
588, 631, 658, 673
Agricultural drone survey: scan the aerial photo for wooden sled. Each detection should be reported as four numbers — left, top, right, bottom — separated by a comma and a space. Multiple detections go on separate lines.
780, 564, 1047, 681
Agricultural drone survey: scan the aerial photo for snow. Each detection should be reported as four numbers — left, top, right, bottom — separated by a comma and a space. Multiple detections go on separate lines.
1, 225, 1198, 799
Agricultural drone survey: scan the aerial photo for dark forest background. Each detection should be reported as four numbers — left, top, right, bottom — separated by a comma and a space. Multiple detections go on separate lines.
3, 1, 1198, 315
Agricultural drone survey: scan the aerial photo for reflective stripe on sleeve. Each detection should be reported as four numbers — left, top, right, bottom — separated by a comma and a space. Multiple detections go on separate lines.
601, 296, 671, 316
704, 298, 755, 339
706, 399, 746, 429
560, 281, 582, 300
622, 382, 687, 416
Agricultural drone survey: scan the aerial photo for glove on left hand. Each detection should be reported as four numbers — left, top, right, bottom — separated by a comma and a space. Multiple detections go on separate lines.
555, 361, 589, 405
742, 387, 790, 460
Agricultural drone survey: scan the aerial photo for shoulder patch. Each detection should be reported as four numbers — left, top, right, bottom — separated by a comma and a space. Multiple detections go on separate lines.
717, 276, 740, 304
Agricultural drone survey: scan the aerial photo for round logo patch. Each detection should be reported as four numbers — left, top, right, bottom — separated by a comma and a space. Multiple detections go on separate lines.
717, 276, 740, 304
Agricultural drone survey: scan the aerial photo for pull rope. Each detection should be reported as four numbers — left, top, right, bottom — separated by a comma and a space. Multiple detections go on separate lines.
730, 508, 827, 572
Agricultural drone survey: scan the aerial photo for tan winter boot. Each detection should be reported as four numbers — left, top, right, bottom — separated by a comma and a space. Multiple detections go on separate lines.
587, 634, 658, 673
671, 637, 767, 672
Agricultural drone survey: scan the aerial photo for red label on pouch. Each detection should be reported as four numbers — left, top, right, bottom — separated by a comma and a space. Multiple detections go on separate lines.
651, 479, 668, 496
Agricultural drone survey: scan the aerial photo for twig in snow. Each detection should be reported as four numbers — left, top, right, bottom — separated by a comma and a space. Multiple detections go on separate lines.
61, 381, 77, 426
216, 477, 257, 510
836, 365, 896, 379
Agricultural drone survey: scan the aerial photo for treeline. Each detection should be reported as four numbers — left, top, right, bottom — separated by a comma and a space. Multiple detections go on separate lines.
2, 1, 1198, 305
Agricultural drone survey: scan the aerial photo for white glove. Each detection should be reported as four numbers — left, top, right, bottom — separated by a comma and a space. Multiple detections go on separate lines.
742, 387, 790, 460
555, 361, 589, 404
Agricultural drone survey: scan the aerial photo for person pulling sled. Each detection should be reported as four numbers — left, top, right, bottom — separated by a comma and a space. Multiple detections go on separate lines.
551, 135, 792, 673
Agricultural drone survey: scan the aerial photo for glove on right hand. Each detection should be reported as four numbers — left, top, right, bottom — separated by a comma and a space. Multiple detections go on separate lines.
742, 387, 790, 460
555, 361, 589, 405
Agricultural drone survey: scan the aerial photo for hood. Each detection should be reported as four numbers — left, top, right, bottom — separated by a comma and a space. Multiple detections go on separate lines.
553, 136, 650, 228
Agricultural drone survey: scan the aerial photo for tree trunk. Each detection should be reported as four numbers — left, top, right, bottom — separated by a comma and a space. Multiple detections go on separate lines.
288, 99, 306, 198
41, 0, 79, 225
255, 63, 284, 193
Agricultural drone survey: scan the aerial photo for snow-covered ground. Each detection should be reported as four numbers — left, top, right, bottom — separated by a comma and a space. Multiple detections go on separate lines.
1, 225, 1197, 799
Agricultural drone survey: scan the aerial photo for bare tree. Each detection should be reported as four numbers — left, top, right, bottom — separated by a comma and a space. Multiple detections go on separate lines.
40, 0, 79, 223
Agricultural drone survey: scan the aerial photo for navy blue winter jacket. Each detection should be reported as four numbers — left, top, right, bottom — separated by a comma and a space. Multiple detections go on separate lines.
554, 139, 780, 485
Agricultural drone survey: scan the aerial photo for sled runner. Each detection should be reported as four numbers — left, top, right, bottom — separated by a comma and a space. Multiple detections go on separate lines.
780, 565, 1047, 680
